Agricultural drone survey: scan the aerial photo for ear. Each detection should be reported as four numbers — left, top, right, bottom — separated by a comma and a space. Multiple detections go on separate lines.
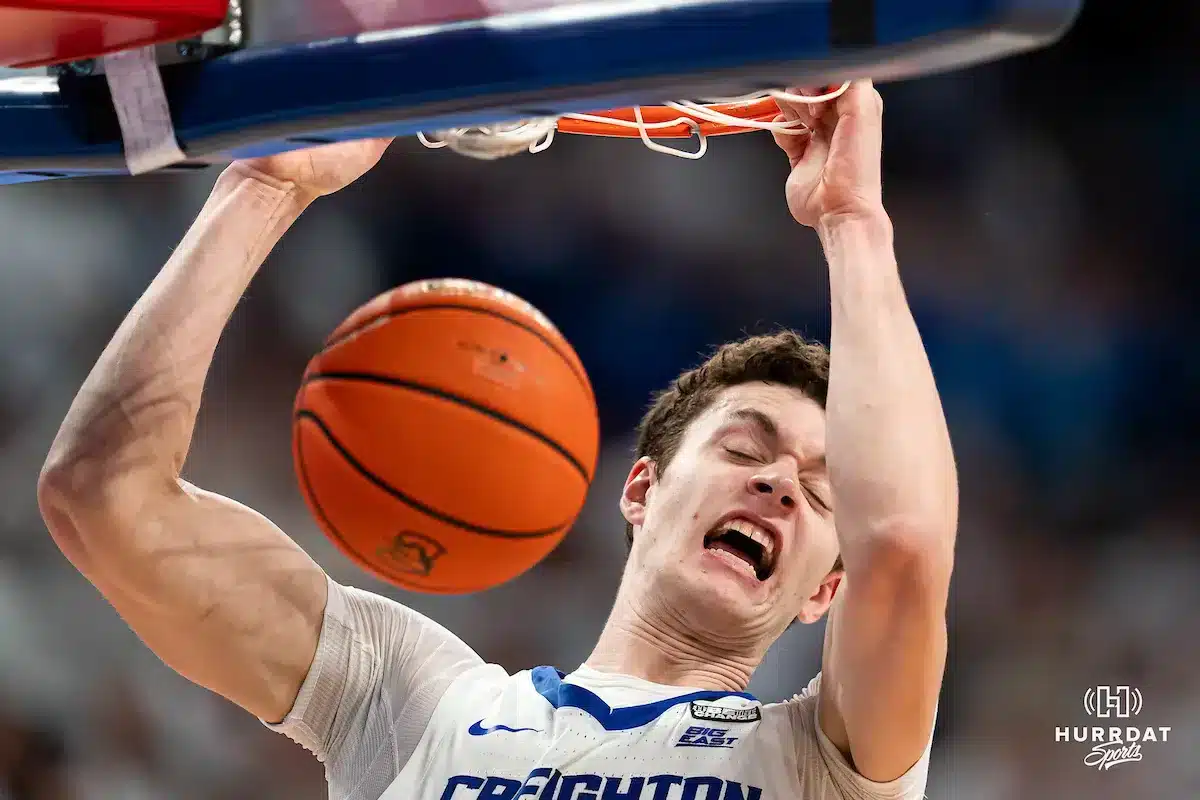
619, 457, 657, 530
795, 568, 843, 625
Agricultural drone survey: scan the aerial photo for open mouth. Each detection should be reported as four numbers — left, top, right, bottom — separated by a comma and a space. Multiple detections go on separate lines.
704, 518, 777, 581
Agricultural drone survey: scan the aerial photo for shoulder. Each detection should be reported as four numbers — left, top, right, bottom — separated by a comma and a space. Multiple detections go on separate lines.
425, 662, 541, 724
770, 673, 935, 800
765, 672, 824, 754
263, 579, 486, 759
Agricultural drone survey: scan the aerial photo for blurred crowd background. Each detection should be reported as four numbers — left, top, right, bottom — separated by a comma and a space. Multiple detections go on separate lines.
1, 0, 1197, 797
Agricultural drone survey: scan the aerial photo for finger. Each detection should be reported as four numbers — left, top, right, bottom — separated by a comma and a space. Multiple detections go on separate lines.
775, 96, 805, 123
770, 115, 810, 167
835, 79, 882, 122
797, 126, 830, 171
842, 80, 883, 151
827, 82, 883, 189
775, 87, 825, 126
785, 127, 831, 193
786, 85, 846, 138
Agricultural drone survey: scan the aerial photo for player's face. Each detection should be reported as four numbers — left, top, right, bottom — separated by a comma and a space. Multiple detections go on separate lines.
621, 382, 841, 639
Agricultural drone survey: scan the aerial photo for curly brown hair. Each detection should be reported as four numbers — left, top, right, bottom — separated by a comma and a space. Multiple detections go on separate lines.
626, 330, 841, 570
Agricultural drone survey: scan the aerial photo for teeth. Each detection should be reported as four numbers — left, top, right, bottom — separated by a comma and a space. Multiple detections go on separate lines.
725, 518, 775, 565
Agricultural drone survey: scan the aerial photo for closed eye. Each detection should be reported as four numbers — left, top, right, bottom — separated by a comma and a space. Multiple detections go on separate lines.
805, 485, 832, 512
724, 447, 759, 463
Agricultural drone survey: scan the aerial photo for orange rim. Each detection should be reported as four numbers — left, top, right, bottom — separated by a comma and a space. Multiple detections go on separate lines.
556, 96, 783, 138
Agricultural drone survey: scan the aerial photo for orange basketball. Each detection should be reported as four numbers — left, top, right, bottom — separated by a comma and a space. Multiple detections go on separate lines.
292, 278, 599, 594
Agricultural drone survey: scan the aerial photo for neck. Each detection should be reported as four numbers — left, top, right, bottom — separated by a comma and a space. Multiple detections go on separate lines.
584, 581, 761, 692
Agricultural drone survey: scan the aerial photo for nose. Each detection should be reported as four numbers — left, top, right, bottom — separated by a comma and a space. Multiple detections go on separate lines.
748, 469, 797, 511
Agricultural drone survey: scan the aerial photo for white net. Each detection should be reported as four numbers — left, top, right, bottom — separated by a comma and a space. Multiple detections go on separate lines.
417, 84, 850, 160
417, 119, 558, 160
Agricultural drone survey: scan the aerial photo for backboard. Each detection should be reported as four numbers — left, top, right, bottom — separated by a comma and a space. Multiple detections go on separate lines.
0, 0, 1083, 184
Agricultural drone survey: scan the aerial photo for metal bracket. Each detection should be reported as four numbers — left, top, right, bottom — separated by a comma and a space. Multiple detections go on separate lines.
47, 0, 244, 78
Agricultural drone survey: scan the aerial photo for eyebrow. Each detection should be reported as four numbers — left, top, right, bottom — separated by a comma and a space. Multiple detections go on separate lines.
728, 407, 780, 441
726, 407, 826, 469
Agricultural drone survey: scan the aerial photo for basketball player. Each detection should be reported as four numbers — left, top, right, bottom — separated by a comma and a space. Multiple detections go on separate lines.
38, 80, 954, 799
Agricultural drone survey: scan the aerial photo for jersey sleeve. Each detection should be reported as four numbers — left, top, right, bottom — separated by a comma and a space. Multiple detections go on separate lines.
788, 673, 934, 800
262, 575, 483, 800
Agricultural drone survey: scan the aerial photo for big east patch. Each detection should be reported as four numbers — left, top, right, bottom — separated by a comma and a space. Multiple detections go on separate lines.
676, 726, 738, 749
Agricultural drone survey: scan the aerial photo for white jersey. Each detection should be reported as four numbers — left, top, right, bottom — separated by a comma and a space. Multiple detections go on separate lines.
266, 578, 933, 800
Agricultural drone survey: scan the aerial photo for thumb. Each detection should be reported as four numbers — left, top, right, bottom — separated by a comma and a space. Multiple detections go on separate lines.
770, 116, 811, 168
784, 126, 830, 190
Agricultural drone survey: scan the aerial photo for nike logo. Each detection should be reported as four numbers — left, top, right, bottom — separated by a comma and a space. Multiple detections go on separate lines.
468, 719, 541, 736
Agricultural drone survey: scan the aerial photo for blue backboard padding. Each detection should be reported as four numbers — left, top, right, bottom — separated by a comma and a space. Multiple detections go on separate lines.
0, 0, 1081, 184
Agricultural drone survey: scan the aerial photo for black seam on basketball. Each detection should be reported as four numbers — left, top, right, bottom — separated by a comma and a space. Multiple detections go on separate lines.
295, 408, 574, 539
297, 440, 468, 591
294, 423, 388, 576
298, 437, 478, 591
298, 415, 573, 590
321, 302, 591, 398
303, 371, 592, 481
297, 431, 480, 594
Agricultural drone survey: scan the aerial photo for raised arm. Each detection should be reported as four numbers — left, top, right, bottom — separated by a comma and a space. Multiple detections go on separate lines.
36, 140, 391, 723
774, 83, 956, 782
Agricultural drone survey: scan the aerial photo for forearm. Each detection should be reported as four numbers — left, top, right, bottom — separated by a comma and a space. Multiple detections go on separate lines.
819, 211, 957, 569
42, 163, 313, 491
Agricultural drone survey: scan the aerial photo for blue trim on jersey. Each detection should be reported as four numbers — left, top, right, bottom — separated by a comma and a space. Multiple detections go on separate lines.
530, 667, 758, 731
